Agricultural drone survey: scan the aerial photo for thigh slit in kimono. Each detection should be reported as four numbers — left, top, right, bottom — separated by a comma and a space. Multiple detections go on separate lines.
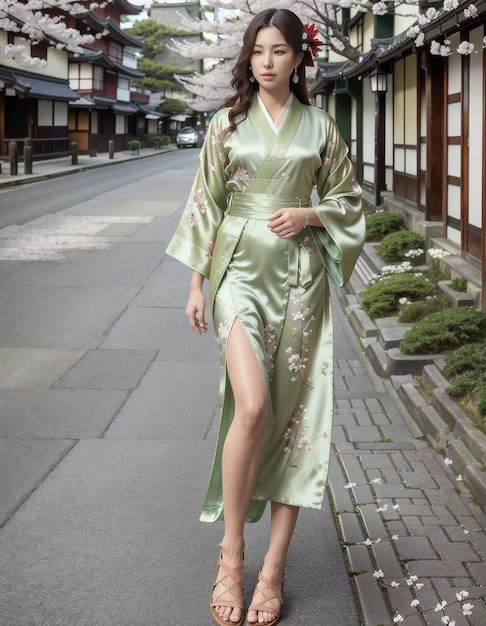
200, 200, 335, 524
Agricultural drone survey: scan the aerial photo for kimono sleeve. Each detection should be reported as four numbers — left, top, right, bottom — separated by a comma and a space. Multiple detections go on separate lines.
165, 112, 229, 278
313, 117, 365, 287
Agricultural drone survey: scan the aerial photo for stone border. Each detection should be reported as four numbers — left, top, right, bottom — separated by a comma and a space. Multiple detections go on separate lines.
341, 245, 486, 508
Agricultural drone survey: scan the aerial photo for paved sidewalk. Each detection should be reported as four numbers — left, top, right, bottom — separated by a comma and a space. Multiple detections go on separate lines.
0, 153, 485, 625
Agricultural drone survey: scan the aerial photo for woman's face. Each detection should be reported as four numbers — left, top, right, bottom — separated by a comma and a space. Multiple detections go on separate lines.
250, 26, 302, 97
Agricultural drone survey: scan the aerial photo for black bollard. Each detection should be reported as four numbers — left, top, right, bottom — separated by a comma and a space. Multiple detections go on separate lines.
71, 142, 78, 165
9, 141, 18, 176
23, 145, 33, 174
108, 140, 114, 159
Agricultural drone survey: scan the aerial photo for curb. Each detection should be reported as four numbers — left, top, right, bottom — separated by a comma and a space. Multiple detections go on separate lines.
0, 146, 176, 190
341, 246, 486, 509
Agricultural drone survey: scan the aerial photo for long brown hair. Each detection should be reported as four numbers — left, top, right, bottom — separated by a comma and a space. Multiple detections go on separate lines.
226, 9, 310, 133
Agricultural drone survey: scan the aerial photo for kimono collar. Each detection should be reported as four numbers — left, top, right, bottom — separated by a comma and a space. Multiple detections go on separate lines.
256, 92, 294, 134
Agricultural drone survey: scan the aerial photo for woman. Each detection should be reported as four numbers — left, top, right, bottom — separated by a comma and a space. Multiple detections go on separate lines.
166, 8, 365, 626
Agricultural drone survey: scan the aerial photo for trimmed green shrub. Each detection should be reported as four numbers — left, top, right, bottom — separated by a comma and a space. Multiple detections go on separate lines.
378, 231, 426, 264
400, 307, 486, 355
365, 212, 403, 241
149, 135, 171, 148
127, 139, 141, 152
398, 295, 449, 323
361, 273, 437, 319
443, 343, 486, 379
449, 277, 468, 292
446, 372, 486, 420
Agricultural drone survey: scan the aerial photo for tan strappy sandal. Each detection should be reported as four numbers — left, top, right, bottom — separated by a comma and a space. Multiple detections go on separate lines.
210, 551, 244, 626
246, 569, 284, 626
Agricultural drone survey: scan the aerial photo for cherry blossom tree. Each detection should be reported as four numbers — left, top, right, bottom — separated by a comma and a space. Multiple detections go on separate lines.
170, 0, 485, 111
0, 0, 102, 67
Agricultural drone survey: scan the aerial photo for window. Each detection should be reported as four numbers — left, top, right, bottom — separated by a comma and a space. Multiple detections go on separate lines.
31, 42, 48, 61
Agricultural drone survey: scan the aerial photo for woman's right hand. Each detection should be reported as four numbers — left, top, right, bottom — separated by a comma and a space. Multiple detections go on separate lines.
186, 286, 208, 335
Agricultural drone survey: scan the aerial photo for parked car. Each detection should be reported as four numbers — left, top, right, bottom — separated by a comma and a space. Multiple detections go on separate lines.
176, 126, 202, 148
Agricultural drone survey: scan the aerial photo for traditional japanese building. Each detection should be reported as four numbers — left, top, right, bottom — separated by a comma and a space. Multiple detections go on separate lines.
312, 3, 486, 314
67, 0, 145, 153
0, 34, 80, 160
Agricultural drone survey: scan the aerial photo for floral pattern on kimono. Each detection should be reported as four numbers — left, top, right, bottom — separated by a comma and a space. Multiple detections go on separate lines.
166, 95, 365, 522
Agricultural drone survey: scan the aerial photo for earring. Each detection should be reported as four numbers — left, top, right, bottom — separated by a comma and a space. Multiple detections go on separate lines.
249, 65, 255, 83
292, 68, 299, 84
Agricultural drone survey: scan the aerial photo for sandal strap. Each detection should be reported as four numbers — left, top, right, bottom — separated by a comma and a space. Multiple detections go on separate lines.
248, 570, 284, 616
211, 552, 244, 610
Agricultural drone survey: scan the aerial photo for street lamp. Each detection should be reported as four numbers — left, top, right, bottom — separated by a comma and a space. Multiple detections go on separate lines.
369, 68, 388, 207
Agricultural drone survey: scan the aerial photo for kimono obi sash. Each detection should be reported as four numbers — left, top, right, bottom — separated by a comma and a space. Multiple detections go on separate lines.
227, 192, 314, 289
227, 192, 311, 219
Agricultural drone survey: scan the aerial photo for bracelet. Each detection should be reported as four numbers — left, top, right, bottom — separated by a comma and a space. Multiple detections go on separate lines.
303, 207, 310, 228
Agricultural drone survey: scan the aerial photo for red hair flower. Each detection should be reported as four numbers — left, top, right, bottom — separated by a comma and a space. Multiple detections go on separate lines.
302, 23, 324, 66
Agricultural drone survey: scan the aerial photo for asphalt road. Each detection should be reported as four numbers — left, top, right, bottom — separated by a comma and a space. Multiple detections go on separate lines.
0, 150, 361, 625
0, 150, 200, 230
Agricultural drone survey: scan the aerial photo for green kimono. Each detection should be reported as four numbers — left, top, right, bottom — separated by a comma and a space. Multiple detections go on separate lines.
166, 95, 365, 522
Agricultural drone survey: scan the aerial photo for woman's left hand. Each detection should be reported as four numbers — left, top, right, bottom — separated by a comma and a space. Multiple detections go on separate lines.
268, 207, 309, 239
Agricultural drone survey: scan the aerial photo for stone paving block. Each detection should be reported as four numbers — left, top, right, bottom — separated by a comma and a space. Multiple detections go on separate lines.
343, 375, 376, 394
0, 285, 139, 348
0, 389, 127, 438
331, 424, 349, 442
129, 261, 193, 308
360, 453, 396, 470
351, 484, 377, 505
386, 586, 421, 623
0, 438, 75, 525
381, 424, 421, 443
374, 483, 424, 500
0, 347, 84, 389
332, 441, 358, 454
345, 425, 383, 442
410, 579, 442, 615
359, 503, 389, 539
345, 544, 375, 574
353, 408, 374, 425
53, 348, 157, 390
431, 537, 481, 563
461, 530, 486, 559
353, 571, 390, 626
369, 466, 403, 485
100, 307, 219, 361
334, 376, 348, 391
351, 398, 366, 408
386, 520, 409, 538
368, 412, 391, 426
465, 599, 486, 626
333, 410, 359, 425
407, 561, 469, 578
336, 398, 352, 409
104, 360, 220, 440
394, 536, 437, 561
391, 451, 414, 471
358, 442, 417, 451
334, 452, 370, 486
467, 562, 486, 586
328, 478, 355, 513
428, 505, 457, 526
399, 470, 439, 490
372, 540, 405, 579
337, 512, 366, 544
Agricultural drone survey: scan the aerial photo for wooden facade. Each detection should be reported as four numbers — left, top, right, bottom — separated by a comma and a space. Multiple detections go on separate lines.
313, 5, 486, 314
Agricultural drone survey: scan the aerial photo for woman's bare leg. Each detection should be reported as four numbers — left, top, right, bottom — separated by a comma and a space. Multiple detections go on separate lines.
213, 318, 267, 623
246, 503, 299, 624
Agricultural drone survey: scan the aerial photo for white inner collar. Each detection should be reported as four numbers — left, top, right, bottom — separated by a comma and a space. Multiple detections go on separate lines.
257, 93, 293, 134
